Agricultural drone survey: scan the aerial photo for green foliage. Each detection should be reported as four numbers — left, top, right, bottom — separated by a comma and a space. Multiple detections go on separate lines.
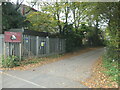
89, 2, 120, 85
26, 12, 58, 33
86, 26, 104, 46
2, 2, 26, 31
63, 24, 83, 52
2, 55, 20, 68
88, 2, 120, 61
105, 46, 119, 61
102, 55, 119, 83
29, 2, 105, 49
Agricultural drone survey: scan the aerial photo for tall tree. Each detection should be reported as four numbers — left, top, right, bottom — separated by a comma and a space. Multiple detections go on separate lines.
41, 2, 64, 34
26, 11, 57, 33
2, 2, 25, 31
87, 2, 120, 60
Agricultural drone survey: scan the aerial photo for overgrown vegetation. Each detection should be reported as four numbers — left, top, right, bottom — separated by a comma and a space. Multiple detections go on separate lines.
101, 3, 119, 85
2, 55, 20, 68
1, 54, 62, 68
102, 54, 119, 84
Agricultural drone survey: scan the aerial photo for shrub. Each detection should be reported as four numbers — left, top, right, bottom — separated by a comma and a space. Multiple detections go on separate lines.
2, 55, 20, 68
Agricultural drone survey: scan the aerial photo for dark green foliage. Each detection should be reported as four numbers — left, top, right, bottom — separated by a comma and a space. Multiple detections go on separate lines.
2, 55, 20, 68
63, 24, 76, 52
2, 2, 26, 31
63, 24, 84, 52
65, 32, 82, 52
62, 22, 104, 52
86, 26, 104, 46
104, 3, 119, 54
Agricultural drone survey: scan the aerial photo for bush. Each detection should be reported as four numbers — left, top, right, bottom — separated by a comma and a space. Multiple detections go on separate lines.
105, 46, 119, 61
2, 55, 20, 68
102, 54, 119, 84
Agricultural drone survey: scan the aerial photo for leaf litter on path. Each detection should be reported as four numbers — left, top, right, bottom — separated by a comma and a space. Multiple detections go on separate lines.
0, 47, 100, 71
81, 57, 118, 88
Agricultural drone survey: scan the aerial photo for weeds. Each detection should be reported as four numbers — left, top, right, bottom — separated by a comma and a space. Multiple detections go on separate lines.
2, 55, 20, 68
1, 54, 63, 68
102, 54, 119, 84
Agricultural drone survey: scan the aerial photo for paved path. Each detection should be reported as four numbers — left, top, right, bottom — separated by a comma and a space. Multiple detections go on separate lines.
1, 48, 104, 88
0, 71, 2, 89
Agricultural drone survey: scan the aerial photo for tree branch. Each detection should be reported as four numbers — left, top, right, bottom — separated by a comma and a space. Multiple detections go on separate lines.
15, 0, 24, 11
24, 1, 37, 15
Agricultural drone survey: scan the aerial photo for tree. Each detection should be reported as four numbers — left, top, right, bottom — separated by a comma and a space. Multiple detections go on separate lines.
41, 2, 64, 34
26, 11, 58, 33
87, 2, 120, 60
2, 2, 25, 31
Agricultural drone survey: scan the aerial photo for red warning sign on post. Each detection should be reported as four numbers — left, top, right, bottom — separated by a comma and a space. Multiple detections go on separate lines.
4, 32, 22, 42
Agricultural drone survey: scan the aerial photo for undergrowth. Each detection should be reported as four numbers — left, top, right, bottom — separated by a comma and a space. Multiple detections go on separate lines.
1, 54, 63, 68
2, 55, 20, 68
102, 54, 119, 85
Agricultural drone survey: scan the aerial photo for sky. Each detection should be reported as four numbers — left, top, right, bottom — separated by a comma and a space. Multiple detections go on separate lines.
10, 0, 40, 10
10, 0, 29, 5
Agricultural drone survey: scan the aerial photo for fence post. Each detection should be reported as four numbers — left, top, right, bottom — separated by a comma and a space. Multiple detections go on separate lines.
19, 43, 22, 60
4, 42, 6, 58
63, 39, 66, 53
36, 36, 39, 56
28, 35, 31, 56
46, 36, 49, 55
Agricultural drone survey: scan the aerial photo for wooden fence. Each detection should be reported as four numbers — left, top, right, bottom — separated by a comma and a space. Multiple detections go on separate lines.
0, 34, 66, 59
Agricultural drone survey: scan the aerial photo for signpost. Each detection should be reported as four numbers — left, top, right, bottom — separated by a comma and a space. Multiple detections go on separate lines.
4, 32, 22, 60
4, 32, 22, 42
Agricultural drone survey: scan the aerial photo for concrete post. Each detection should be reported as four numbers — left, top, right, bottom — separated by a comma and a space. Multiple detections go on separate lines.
36, 36, 39, 56
28, 35, 31, 56
19, 43, 22, 60
46, 36, 50, 55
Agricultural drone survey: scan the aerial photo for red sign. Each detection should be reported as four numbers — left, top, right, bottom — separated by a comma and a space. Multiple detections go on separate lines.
4, 32, 22, 42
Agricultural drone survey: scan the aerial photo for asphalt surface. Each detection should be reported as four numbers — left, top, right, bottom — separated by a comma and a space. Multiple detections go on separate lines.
1, 48, 104, 88
0, 71, 2, 89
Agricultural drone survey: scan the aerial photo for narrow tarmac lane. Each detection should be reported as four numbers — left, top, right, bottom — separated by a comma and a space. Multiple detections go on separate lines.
1, 48, 104, 88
